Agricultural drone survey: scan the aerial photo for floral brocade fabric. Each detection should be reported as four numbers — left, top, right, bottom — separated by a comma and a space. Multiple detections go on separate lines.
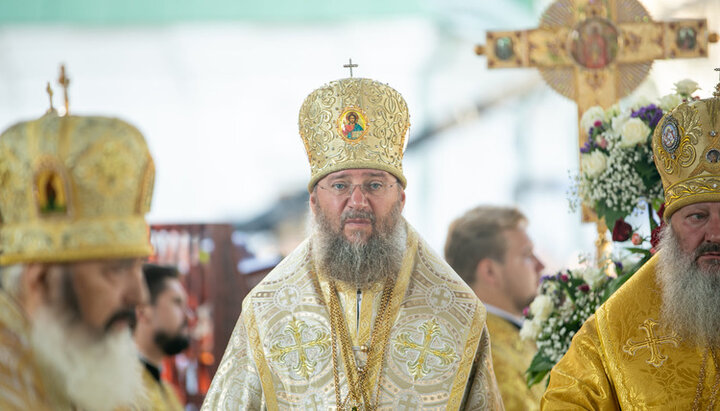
542, 254, 718, 409
485, 313, 544, 411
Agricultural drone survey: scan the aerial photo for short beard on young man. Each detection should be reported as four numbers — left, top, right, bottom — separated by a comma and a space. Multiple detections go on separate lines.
311, 198, 406, 289
30, 268, 143, 411
657, 224, 720, 348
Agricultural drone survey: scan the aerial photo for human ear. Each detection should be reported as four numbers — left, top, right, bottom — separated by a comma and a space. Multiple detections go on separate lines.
475, 258, 500, 286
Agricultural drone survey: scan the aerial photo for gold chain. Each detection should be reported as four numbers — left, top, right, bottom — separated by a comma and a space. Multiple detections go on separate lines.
328, 276, 395, 410
707, 348, 720, 409
692, 347, 720, 410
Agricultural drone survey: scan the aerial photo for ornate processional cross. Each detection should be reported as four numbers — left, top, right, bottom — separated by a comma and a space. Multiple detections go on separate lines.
476, 0, 717, 124
475, 0, 718, 248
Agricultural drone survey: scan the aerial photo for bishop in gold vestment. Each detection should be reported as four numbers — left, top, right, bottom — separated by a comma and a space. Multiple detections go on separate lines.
0, 67, 156, 410
204, 224, 501, 410
203, 75, 504, 410
543, 78, 720, 409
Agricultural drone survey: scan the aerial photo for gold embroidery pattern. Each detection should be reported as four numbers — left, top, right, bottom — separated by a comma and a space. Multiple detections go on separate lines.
0, 114, 154, 264
665, 176, 720, 203
622, 319, 679, 367
298, 77, 410, 190
269, 318, 330, 380
392, 318, 457, 381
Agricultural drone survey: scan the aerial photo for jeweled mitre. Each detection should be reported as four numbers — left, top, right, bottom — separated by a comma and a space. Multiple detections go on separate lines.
298, 77, 410, 191
0, 112, 155, 264
653, 83, 720, 218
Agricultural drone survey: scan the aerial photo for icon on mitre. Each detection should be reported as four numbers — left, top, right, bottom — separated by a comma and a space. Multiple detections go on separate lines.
337, 108, 368, 142
35, 168, 68, 215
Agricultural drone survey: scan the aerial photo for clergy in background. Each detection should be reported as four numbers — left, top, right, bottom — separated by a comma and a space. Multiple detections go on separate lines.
133, 264, 189, 411
543, 83, 720, 408
445, 206, 545, 410
0, 87, 156, 410
202, 75, 504, 410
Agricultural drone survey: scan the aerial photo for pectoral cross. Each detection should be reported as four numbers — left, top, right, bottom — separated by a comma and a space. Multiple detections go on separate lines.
57, 64, 70, 115
344, 58, 358, 78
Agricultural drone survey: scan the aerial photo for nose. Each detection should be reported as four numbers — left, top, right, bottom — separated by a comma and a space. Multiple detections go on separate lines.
706, 214, 720, 242
534, 255, 545, 274
123, 264, 148, 307
347, 184, 370, 209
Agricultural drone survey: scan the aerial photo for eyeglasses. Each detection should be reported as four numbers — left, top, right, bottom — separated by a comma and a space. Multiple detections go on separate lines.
316, 180, 399, 198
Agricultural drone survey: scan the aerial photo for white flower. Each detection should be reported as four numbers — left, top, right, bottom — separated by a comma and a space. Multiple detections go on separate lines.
629, 96, 652, 111
610, 112, 631, 138
605, 103, 621, 119
530, 294, 554, 321
658, 93, 683, 112
581, 150, 608, 178
580, 106, 605, 133
619, 117, 651, 148
581, 267, 607, 288
520, 318, 542, 341
674, 79, 699, 97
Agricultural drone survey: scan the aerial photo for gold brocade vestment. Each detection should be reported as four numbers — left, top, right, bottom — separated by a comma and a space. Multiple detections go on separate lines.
0, 290, 83, 410
202, 222, 504, 410
542, 254, 719, 409
485, 313, 543, 410
137, 366, 184, 411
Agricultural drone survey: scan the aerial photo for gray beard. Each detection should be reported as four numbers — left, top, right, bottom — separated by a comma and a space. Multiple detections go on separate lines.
657, 224, 720, 347
311, 201, 406, 289
30, 270, 142, 410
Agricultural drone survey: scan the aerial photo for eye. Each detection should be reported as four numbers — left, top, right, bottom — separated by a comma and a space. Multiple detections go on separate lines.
367, 181, 384, 191
689, 213, 708, 222
331, 182, 348, 191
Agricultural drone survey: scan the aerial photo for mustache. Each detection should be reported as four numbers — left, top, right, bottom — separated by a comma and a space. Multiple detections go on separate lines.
104, 309, 136, 332
695, 242, 720, 260
341, 210, 375, 227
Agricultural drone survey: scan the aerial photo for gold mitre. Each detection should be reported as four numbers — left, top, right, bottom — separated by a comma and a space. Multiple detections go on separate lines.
653, 79, 720, 219
0, 110, 155, 265
298, 77, 410, 191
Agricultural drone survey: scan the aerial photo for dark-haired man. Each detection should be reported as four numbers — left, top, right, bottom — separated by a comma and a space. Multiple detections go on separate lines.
133, 264, 189, 411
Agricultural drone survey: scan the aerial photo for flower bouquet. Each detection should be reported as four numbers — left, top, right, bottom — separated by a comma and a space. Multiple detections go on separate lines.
524, 79, 701, 387
574, 79, 700, 237
522, 260, 616, 386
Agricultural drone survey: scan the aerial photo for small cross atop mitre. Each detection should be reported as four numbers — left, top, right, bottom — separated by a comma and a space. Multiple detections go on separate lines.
343, 58, 358, 78
57, 64, 71, 115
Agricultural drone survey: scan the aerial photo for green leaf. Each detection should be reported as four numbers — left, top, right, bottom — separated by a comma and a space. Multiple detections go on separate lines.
594, 200, 626, 231
527, 369, 550, 388
526, 353, 555, 388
